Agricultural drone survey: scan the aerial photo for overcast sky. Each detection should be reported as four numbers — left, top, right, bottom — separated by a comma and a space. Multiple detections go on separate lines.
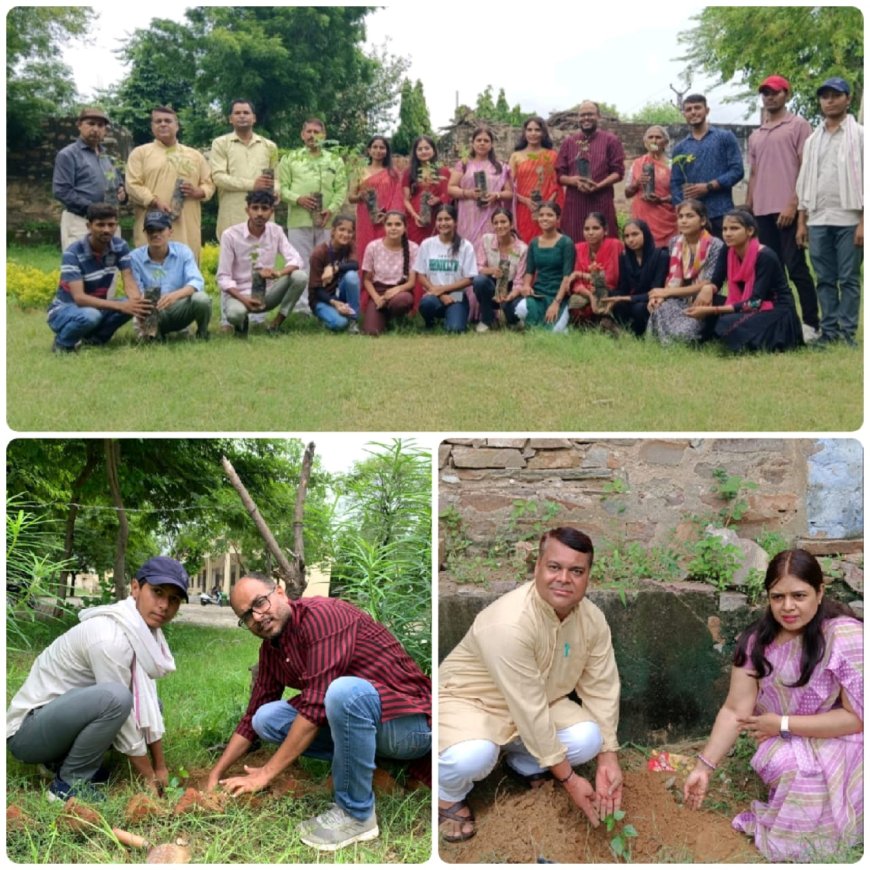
61, 3, 754, 134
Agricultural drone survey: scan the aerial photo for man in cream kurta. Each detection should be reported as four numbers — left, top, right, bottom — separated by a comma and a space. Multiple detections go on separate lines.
126, 107, 215, 263
439, 526, 622, 841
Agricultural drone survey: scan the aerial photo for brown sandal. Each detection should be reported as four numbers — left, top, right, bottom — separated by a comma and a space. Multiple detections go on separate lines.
439, 800, 476, 842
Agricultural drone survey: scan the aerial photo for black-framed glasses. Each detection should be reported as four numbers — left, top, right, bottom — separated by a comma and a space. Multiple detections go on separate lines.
237, 586, 276, 627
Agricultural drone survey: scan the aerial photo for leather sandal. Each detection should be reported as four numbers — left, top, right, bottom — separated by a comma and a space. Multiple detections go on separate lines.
439, 800, 476, 842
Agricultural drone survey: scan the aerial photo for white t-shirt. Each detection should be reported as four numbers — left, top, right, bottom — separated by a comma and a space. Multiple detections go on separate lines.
414, 236, 478, 301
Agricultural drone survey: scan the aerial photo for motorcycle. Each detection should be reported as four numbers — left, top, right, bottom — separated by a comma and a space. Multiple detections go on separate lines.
199, 591, 225, 607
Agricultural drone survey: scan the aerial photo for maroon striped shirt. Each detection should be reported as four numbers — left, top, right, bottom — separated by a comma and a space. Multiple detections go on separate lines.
235, 596, 431, 741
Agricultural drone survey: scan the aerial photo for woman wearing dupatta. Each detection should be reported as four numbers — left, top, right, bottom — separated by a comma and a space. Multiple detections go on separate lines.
624, 125, 678, 247
688, 210, 803, 352
647, 199, 724, 344
564, 212, 622, 327
685, 549, 863, 863
402, 135, 451, 246
509, 117, 564, 243
349, 136, 404, 267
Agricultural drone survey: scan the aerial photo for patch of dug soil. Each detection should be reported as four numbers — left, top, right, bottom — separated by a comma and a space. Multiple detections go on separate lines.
57, 798, 104, 835
6, 804, 33, 832
125, 793, 165, 823
441, 766, 761, 864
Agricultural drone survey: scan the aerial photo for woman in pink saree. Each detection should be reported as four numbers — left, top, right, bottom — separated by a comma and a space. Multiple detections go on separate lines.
685, 549, 863, 862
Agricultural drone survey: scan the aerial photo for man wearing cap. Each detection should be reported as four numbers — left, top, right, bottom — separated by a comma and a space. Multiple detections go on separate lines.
47, 202, 152, 353
216, 189, 307, 336
6, 557, 188, 802
746, 76, 819, 340
53, 107, 127, 250
670, 94, 744, 238
796, 77, 864, 347
126, 106, 215, 263
130, 211, 212, 341
205, 573, 431, 851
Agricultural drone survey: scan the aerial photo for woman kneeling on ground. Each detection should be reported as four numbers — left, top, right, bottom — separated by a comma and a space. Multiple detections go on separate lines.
360, 210, 419, 336
472, 207, 528, 332
308, 215, 360, 332
515, 201, 575, 331
686, 209, 804, 352
685, 549, 862, 862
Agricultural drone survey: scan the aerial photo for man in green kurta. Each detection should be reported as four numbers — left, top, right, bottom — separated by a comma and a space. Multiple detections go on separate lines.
438, 526, 623, 842
126, 107, 215, 263
278, 118, 348, 310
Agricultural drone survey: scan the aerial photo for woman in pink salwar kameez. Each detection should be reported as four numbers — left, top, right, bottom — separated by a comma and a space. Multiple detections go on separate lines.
685, 549, 863, 862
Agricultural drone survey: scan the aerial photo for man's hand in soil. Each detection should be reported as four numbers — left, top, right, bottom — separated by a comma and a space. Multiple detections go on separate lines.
563, 772, 600, 827
595, 751, 624, 817
220, 764, 273, 796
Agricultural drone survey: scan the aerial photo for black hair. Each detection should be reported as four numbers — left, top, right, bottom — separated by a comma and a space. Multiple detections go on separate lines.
723, 207, 759, 236
434, 202, 462, 255
246, 189, 276, 207
468, 126, 502, 174
228, 98, 255, 114
491, 206, 518, 238
677, 198, 712, 234
733, 549, 859, 688
366, 135, 393, 170
383, 210, 410, 280
535, 200, 561, 218
514, 116, 554, 151
331, 213, 355, 229
87, 203, 119, 222
585, 211, 608, 232
303, 117, 326, 131
151, 105, 177, 118
538, 527, 594, 567
408, 135, 439, 196
682, 94, 708, 108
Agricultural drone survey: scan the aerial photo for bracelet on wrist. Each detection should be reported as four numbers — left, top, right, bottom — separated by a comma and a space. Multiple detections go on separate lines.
697, 753, 717, 771
555, 768, 575, 785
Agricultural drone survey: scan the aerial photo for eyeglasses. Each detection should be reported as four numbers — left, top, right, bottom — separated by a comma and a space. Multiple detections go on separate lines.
237, 586, 276, 627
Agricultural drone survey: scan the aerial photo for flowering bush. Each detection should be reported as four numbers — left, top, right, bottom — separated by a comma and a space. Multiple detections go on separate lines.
7, 262, 58, 309
200, 242, 220, 297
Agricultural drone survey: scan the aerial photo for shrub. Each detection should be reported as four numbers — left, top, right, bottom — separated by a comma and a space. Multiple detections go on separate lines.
200, 242, 220, 297
7, 261, 58, 309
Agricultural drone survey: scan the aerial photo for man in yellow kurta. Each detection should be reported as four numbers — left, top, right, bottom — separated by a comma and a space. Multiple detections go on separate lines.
209, 99, 279, 240
439, 526, 623, 842
126, 107, 215, 263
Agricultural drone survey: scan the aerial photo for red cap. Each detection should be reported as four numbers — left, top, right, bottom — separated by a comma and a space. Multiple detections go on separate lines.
759, 75, 790, 93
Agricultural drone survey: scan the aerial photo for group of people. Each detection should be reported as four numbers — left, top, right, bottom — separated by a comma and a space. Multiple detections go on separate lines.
48, 74, 861, 351
438, 527, 863, 863
6, 559, 431, 852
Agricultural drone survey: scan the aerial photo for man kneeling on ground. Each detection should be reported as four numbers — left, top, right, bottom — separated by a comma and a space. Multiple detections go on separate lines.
216, 190, 307, 336
6, 557, 188, 802
130, 211, 212, 341
439, 526, 623, 842
47, 203, 151, 353
206, 574, 432, 851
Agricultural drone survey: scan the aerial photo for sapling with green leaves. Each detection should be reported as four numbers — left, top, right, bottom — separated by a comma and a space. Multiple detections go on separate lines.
604, 808, 637, 861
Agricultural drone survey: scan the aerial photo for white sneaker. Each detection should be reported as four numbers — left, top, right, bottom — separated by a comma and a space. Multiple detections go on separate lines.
298, 804, 379, 851
802, 324, 821, 343
475, 322, 490, 333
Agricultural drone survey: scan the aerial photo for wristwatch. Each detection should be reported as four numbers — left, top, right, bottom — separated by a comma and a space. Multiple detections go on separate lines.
706, 181, 716, 192
779, 715, 791, 739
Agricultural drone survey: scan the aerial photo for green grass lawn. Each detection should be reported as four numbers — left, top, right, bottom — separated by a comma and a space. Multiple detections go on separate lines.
7, 244, 862, 431
6, 620, 431, 864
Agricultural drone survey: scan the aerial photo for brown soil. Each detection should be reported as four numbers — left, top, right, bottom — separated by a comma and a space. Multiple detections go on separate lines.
57, 798, 104, 834
125, 793, 165, 823
173, 787, 227, 816
6, 804, 33, 832
146, 842, 192, 864
441, 752, 763, 864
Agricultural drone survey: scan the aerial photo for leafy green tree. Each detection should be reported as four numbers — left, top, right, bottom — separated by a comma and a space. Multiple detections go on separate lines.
677, 6, 863, 119
472, 85, 526, 125
6, 6, 96, 143
392, 78, 434, 155
627, 100, 684, 125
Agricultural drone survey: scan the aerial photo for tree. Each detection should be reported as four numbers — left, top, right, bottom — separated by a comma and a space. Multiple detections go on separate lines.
6, 7, 96, 143
392, 78, 433, 155
677, 7, 863, 120
627, 100, 684, 126
471, 85, 526, 125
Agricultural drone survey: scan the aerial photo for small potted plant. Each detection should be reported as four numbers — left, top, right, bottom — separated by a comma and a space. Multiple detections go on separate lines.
641, 161, 656, 200
574, 140, 591, 179
473, 169, 488, 207
417, 162, 441, 226
494, 256, 511, 302
250, 247, 266, 304
169, 179, 186, 221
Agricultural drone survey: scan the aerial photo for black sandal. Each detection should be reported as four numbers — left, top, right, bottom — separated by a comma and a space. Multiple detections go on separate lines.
439, 800, 476, 842
506, 764, 553, 789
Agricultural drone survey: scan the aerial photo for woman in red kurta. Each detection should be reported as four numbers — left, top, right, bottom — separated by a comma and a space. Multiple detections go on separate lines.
624, 125, 678, 247
402, 135, 451, 246
509, 116, 564, 244
565, 211, 623, 326
349, 136, 404, 270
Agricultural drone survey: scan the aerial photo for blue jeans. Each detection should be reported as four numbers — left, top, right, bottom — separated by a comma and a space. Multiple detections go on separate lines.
313, 272, 361, 331
808, 225, 863, 341
251, 677, 430, 820
48, 302, 132, 349
419, 293, 469, 332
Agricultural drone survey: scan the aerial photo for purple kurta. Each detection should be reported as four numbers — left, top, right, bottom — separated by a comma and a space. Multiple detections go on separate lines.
555, 130, 625, 242
734, 617, 863, 861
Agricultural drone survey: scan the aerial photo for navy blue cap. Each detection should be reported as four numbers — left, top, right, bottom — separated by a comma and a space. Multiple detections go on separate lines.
817, 77, 851, 96
135, 556, 189, 601
143, 210, 172, 230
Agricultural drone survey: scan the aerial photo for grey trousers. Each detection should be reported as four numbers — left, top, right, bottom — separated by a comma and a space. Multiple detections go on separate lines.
225, 271, 308, 329
7, 683, 132, 784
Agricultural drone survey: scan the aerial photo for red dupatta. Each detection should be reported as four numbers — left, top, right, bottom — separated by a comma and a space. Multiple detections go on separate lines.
725, 238, 773, 310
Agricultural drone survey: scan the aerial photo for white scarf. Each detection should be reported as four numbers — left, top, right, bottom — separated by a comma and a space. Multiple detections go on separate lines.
79, 596, 175, 744
797, 114, 863, 212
